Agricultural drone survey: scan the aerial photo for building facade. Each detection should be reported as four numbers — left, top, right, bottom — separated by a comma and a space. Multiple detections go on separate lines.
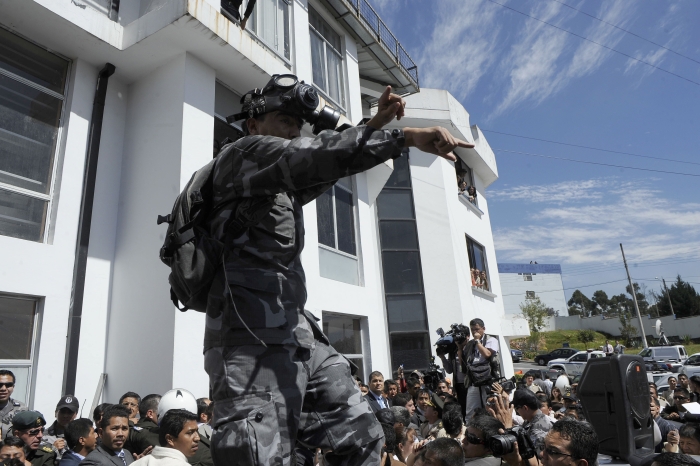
0, 0, 526, 420
498, 263, 568, 317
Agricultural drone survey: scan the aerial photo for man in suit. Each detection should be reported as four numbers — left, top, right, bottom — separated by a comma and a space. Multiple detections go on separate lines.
61, 418, 97, 466
365, 372, 389, 413
80, 405, 133, 466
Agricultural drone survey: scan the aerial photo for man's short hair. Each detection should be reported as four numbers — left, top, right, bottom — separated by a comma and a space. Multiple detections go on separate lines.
549, 419, 598, 464
690, 375, 700, 386
441, 408, 463, 437
93, 403, 111, 424
369, 371, 384, 381
119, 392, 141, 405
680, 423, 700, 443
390, 406, 410, 426
393, 393, 412, 408
1, 436, 26, 451
424, 437, 464, 466
651, 452, 700, 466
381, 422, 396, 453
196, 398, 209, 418
159, 409, 197, 447
99, 405, 131, 430
469, 319, 484, 328
204, 401, 214, 419
384, 380, 398, 391
139, 394, 161, 418
416, 389, 431, 399
64, 418, 93, 450
0, 370, 15, 383
651, 397, 660, 408
441, 394, 459, 405
468, 415, 505, 447
675, 388, 691, 397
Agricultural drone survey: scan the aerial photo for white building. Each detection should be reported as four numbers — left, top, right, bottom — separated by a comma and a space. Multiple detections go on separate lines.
498, 263, 568, 317
0, 0, 526, 420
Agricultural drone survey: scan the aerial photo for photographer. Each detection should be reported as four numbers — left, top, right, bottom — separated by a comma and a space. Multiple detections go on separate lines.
436, 325, 469, 419
511, 390, 553, 450
464, 319, 500, 420
462, 415, 505, 466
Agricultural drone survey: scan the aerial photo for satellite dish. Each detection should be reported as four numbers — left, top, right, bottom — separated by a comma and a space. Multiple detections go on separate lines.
655, 320, 662, 336
655, 319, 669, 346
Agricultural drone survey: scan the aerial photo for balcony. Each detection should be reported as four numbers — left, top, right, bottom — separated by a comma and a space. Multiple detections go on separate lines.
318, 0, 419, 101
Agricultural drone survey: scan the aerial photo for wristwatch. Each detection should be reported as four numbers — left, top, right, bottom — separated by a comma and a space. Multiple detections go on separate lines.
391, 128, 405, 146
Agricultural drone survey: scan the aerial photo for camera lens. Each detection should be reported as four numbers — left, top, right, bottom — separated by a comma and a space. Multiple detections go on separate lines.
487, 434, 516, 457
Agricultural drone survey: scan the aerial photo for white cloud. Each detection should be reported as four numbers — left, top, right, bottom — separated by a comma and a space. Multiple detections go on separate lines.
492, 178, 700, 265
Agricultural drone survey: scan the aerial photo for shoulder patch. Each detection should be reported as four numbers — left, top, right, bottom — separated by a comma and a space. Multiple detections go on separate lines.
133, 426, 143, 431
42, 446, 53, 453
13, 401, 20, 406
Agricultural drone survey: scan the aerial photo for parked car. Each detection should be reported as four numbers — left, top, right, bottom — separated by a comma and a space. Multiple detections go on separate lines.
638, 346, 688, 372
511, 348, 523, 362
680, 352, 700, 378
548, 350, 606, 376
534, 348, 579, 366
523, 368, 564, 382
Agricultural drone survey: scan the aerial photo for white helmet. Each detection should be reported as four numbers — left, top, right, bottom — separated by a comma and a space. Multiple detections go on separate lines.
157, 388, 198, 420
554, 374, 571, 395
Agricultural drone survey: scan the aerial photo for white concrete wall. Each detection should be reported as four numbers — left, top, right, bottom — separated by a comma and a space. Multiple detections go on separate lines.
545, 313, 700, 341
500, 272, 568, 316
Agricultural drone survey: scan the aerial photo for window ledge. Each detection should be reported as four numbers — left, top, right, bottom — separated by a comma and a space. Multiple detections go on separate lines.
459, 194, 483, 217
472, 286, 497, 299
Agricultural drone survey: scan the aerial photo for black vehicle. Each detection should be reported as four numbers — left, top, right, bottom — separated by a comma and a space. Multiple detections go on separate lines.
510, 349, 523, 363
534, 348, 579, 366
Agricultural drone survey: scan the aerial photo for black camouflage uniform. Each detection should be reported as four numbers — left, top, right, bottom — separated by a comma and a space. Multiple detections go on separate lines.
204, 124, 404, 466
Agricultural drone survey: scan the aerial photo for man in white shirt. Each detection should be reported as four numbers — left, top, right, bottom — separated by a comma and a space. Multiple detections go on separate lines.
131, 410, 199, 466
464, 319, 500, 420
603, 340, 614, 357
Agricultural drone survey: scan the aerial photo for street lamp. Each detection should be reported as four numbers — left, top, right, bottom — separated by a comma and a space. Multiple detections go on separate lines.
655, 276, 675, 316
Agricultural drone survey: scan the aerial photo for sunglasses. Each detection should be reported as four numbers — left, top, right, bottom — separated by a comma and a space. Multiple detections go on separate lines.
536, 444, 574, 459
466, 433, 485, 445
25, 427, 45, 437
0, 382, 14, 389
674, 396, 689, 401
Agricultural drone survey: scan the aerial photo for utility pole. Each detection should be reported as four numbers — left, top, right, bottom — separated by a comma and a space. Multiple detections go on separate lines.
662, 278, 675, 315
620, 243, 648, 348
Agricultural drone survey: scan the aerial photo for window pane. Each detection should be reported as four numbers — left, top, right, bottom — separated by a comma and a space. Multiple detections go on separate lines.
335, 186, 356, 255
309, 7, 341, 51
380, 221, 417, 250
323, 314, 362, 354
0, 189, 47, 242
0, 74, 63, 194
259, 0, 277, 50
381, 251, 422, 293
385, 152, 411, 188
316, 188, 335, 248
0, 28, 69, 94
279, 0, 290, 59
310, 32, 327, 92
347, 357, 364, 381
377, 190, 414, 219
0, 296, 37, 359
390, 333, 430, 370
213, 118, 243, 157
336, 176, 352, 193
319, 247, 358, 285
386, 295, 427, 332
327, 49, 344, 107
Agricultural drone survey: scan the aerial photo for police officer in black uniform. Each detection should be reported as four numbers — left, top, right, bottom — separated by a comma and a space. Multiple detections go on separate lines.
11, 410, 57, 466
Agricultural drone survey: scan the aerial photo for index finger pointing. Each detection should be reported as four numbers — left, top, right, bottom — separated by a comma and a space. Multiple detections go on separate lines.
456, 139, 475, 149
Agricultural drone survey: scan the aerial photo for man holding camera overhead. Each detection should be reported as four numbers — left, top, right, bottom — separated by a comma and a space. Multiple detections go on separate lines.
464, 319, 500, 420
437, 324, 470, 418
203, 74, 474, 466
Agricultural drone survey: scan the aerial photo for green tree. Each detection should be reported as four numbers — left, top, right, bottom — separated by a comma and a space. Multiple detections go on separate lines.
591, 290, 610, 316
618, 311, 639, 347
656, 276, 700, 318
520, 297, 550, 333
568, 290, 594, 317
626, 282, 649, 315
577, 329, 596, 350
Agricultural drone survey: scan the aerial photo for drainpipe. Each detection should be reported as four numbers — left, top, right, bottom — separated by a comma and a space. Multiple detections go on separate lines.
63, 63, 116, 396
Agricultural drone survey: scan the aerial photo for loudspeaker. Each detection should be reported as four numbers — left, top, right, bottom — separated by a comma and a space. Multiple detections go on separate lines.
578, 354, 655, 466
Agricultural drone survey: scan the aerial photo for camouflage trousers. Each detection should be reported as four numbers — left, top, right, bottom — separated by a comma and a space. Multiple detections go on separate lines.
204, 340, 383, 466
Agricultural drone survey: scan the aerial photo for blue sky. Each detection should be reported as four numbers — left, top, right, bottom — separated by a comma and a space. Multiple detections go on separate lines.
372, 0, 700, 306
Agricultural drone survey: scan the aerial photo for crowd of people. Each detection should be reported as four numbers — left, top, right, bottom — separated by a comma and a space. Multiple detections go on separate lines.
3, 327, 700, 466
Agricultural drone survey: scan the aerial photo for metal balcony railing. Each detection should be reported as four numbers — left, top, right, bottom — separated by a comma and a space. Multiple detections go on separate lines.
345, 0, 419, 86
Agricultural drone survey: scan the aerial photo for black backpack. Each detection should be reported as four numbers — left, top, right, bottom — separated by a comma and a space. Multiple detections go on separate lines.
157, 145, 274, 312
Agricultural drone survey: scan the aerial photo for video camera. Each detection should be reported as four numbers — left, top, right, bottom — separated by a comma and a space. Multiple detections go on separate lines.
422, 356, 446, 393
434, 324, 470, 356
485, 377, 516, 396
487, 425, 536, 460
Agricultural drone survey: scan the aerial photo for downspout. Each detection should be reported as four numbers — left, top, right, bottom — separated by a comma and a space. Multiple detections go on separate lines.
63, 63, 116, 396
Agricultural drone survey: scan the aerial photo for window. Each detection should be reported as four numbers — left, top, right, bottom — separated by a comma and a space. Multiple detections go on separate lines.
526, 291, 536, 299
309, 7, 345, 108
214, 81, 244, 157
323, 313, 366, 380
0, 295, 40, 405
249, 0, 291, 60
317, 177, 359, 285
455, 157, 476, 205
0, 28, 69, 242
572, 354, 586, 362
466, 236, 490, 291
376, 152, 430, 370
523, 274, 533, 281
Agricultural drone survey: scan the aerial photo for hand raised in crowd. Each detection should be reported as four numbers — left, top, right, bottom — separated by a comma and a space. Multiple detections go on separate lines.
366, 85, 406, 130
133, 445, 154, 460
397, 365, 404, 379
53, 439, 66, 451
668, 429, 679, 446
486, 392, 513, 429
